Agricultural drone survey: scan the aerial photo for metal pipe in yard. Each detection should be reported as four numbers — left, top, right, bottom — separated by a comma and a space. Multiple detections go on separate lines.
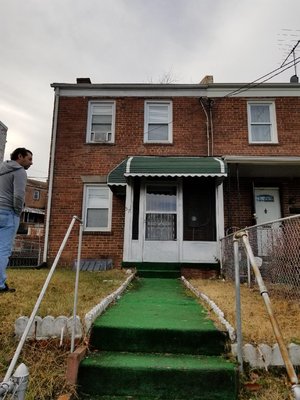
292, 384, 300, 400
233, 238, 243, 373
71, 221, 83, 353
3, 216, 81, 383
236, 231, 299, 390
0, 363, 29, 400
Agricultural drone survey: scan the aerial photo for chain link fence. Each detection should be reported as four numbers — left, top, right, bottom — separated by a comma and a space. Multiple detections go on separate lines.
8, 238, 42, 267
220, 215, 300, 302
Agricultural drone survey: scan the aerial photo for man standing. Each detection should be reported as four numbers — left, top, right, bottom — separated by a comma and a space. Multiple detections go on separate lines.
0, 148, 33, 293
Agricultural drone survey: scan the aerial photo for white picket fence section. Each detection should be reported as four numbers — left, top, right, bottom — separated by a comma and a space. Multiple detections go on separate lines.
14, 271, 135, 341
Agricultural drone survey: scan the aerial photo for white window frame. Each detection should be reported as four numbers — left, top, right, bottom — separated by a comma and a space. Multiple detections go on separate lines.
144, 101, 173, 143
83, 184, 112, 232
247, 101, 278, 144
86, 101, 116, 143
33, 190, 40, 200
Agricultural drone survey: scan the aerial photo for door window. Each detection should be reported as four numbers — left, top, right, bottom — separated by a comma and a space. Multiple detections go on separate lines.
145, 185, 177, 240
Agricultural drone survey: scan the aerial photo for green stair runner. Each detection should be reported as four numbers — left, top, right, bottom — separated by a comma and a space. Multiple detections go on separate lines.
134, 262, 181, 279
78, 277, 238, 399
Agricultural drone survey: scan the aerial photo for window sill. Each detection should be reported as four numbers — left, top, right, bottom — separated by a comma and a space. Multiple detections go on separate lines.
248, 142, 279, 145
144, 142, 173, 145
85, 142, 115, 145
83, 231, 113, 236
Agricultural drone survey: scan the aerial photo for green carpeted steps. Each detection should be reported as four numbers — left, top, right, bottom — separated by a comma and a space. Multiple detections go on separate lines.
137, 269, 181, 278
89, 279, 227, 355
124, 262, 181, 278
78, 278, 238, 399
79, 351, 238, 400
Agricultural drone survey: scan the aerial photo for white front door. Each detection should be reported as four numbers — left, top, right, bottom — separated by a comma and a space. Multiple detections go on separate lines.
142, 182, 180, 262
254, 187, 281, 256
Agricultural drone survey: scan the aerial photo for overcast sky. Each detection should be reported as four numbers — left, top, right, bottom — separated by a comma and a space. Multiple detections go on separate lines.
0, 0, 299, 180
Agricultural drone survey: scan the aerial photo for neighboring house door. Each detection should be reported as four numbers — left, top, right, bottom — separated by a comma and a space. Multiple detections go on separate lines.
254, 187, 281, 256
142, 183, 180, 262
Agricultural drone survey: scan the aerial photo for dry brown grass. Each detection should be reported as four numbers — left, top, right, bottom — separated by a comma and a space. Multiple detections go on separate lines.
0, 268, 129, 400
189, 278, 300, 345
190, 277, 300, 400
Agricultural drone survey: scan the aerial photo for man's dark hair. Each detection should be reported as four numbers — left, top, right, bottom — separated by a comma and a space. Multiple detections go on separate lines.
10, 148, 33, 161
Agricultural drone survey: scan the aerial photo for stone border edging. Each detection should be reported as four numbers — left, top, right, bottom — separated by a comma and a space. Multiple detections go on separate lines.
181, 276, 236, 341
14, 271, 136, 340
84, 271, 135, 332
181, 276, 300, 367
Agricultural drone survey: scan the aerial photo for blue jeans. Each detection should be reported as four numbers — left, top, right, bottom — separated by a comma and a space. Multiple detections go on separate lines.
0, 209, 20, 288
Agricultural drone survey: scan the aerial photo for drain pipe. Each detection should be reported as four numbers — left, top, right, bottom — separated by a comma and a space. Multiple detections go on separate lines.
209, 100, 214, 156
43, 88, 60, 263
199, 98, 210, 156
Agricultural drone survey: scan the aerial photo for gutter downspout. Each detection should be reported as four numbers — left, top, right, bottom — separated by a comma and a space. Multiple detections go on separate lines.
43, 88, 60, 262
199, 98, 210, 156
209, 101, 214, 156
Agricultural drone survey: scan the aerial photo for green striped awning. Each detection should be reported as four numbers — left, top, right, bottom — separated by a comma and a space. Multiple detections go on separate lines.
108, 156, 227, 186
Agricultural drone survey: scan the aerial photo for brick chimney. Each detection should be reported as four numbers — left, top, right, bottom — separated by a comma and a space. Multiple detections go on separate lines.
76, 78, 91, 84
200, 75, 214, 84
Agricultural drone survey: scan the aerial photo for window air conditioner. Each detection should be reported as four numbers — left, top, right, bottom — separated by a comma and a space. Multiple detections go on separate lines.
92, 131, 111, 142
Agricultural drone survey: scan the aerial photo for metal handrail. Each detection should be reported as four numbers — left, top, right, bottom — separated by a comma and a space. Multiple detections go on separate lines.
2, 215, 82, 385
234, 230, 300, 400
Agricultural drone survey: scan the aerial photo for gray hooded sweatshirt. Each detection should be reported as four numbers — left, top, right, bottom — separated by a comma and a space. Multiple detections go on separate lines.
0, 160, 27, 216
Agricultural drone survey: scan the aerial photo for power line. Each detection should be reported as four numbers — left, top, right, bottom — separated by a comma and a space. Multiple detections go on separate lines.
224, 56, 300, 98
281, 40, 300, 68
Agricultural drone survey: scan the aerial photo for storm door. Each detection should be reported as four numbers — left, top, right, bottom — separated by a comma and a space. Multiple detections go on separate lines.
142, 183, 179, 261
254, 187, 282, 256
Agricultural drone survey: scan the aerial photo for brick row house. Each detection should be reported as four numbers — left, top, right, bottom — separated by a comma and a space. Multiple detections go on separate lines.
9, 179, 47, 267
43, 77, 300, 272
19, 179, 47, 237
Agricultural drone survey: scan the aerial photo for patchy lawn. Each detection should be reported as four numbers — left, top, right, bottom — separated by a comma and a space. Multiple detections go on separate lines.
0, 270, 298, 399
189, 277, 300, 400
0, 268, 130, 400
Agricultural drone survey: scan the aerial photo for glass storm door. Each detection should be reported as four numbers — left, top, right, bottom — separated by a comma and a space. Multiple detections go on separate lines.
254, 187, 281, 257
143, 183, 179, 261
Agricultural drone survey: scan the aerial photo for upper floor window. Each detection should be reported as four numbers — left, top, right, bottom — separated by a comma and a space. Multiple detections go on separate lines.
144, 101, 172, 143
87, 101, 115, 143
33, 190, 40, 200
83, 184, 112, 232
247, 101, 278, 144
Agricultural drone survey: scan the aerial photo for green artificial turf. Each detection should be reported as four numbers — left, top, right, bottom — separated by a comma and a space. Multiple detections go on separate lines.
90, 278, 227, 355
78, 277, 238, 399
79, 351, 238, 399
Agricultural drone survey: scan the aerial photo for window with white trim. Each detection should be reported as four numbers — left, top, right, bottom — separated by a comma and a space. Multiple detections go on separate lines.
83, 185, 112, 231
144, 101, 172, 143
247, 101, 278, 143
33, 190, 40, 200
87, 101, 115, 143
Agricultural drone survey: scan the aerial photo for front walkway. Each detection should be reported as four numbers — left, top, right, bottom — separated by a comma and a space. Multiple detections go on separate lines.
78, 277, 238, 399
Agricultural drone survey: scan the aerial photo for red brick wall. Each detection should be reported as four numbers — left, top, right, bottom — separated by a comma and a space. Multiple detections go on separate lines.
48, 94, 300, 265
212, 97, 300, 156
223, 177, 300, 234
48, 96, 213, 266
25, 181, 47, 209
